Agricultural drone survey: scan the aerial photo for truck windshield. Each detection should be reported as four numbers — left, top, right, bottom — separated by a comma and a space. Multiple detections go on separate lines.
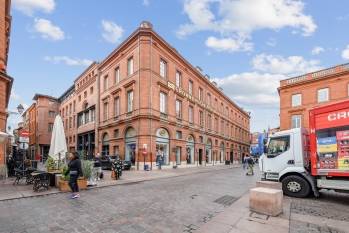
267, 136, 290, 157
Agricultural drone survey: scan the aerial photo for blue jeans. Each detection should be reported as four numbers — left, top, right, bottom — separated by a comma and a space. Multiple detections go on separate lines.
69, 174, 79, 193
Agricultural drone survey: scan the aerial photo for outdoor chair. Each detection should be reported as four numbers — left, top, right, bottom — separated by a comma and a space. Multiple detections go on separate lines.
32, 171, 50, 192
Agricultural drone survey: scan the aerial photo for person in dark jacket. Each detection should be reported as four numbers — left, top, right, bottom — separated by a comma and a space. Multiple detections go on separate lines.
67, 152, 83, 199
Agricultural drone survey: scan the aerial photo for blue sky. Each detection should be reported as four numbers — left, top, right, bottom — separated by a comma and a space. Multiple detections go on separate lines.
7, 0, 349, 132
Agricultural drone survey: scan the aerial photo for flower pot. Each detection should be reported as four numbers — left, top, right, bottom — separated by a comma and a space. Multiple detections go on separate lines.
78, 178, 87, 189
58, 178, 87, 192
58, 179, 71, 192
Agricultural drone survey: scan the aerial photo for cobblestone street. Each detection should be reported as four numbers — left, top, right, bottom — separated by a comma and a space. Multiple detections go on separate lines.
289, 191, 349, 233
0, 167, 258, 233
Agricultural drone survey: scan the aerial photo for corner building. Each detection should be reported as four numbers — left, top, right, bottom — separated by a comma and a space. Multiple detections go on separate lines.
98, 22, 250, 169
279, 63, 349, 130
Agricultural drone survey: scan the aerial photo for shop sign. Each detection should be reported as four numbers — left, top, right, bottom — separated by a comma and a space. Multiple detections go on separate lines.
167, 81, 213, 112
315, 108, 349, 130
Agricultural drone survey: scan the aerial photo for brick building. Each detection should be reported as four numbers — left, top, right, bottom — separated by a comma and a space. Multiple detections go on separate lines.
59, 62, 98, 158
96, 21, 250, 169
22, 94, 59, 161
279, 63, 349, 130
29, 22, 250, 169
0, 0, 12, 165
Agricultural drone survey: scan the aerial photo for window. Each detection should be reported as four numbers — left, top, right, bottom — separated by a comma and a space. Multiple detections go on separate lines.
291, 94, 302, 107
115, 67, 120, 84
114, 97, 120, 117
198, 87, 203, 101
189, 80, 193, 95
78, 113, 83, 127
160, 92, 167, 113
114, 129, 119, 138
215, 118, 218, 131
175, 100, 182, 118
90, 108, 95, 122
127, 90, 134, 112
48, 123, 53, 132
84, 111, 89, 124
90, 86, 93, 94
103, 102, 108, 121
188, 106, 193, 123
84, 91, 87, 98
207, 94, 211, 106
176, 131, 182, 139
73, 115, 76, 128
73, 101, 76, 112
291, 115, 301, 128
318, 88, 329, 103
69, 117, 72, 128
267, 136, 290, 157
49, 111, 55, 118
78, 95, 81, 102
160, 59, 167, 78
103, 75, 108, 91
127, 57, 134, 76
207, 114, 212, 130
175, 71, 181, 87
199, 110, 204, 126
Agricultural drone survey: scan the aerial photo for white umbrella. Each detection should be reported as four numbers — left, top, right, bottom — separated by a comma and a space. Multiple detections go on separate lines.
49, 115, 67, 165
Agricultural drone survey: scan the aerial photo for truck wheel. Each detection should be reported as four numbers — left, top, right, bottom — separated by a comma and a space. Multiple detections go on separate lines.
282, 175, 310, 198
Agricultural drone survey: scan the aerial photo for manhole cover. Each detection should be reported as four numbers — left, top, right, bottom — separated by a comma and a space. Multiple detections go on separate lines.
214, 195, 237, 207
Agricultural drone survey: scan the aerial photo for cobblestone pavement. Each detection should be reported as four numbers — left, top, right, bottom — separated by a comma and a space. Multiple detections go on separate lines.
289, 191, 349, 233
0, 167, 258, 233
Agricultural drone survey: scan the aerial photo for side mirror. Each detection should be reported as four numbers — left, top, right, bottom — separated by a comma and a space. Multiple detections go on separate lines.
263, 138, 268, 145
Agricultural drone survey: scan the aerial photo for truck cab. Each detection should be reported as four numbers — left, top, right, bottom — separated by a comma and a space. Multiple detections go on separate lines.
259, 128, 315, 198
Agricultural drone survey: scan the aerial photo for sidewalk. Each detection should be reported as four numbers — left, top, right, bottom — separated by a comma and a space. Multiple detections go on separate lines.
0, 164, 236, 201
197, 191, 291, 233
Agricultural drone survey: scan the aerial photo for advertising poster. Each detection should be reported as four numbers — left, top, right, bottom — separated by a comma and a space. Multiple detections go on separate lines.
336, 130, 349, 170
317, 136, 337, 169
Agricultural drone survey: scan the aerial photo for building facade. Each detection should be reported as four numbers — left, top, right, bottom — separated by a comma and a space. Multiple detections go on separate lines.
59, 62, 98, 159
279, 63, 349, 130
97, 22, 250, 169
23, 95, 59, 161
0, 0, 12, 165
28, 22, 250, 169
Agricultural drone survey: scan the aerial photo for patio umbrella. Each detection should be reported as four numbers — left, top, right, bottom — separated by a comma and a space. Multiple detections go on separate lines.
48, 115, 67, 167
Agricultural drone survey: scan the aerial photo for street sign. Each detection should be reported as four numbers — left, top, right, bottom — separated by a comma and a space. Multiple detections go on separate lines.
19, 137, 29, 143
19, 131, 29, 137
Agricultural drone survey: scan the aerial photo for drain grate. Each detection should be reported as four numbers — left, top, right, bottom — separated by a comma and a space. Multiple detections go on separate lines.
214, 195, 237, 207
183, 224, 199, 233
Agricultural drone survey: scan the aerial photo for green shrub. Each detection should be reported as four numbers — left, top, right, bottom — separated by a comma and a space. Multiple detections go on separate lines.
81, 160, 93, 179
45, 156, 56, 171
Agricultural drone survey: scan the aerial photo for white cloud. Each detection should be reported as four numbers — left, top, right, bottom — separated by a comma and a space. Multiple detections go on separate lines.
311, 46, 325, 55
213, 72, 286, 108
101, 20, 124, 44
341, 45, 349, 60
205, 36, 252, 52
33, 18, 65, 41
13, 0, 55, 16
177, 0, 316, 52
143, 0, 150, 6
10, 92, 21, 101
252, 53, 322, 75
44, 56, 93, 66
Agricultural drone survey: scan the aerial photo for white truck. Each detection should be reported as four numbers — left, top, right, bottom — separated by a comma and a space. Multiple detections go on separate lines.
259, 100, 349, 198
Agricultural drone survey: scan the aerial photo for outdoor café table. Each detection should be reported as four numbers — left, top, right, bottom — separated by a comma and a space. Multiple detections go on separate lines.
31, 171, 49, 192
13, 167, 37, 185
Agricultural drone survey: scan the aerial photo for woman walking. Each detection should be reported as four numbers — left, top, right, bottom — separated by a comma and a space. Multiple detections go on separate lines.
67, 152, 83, 199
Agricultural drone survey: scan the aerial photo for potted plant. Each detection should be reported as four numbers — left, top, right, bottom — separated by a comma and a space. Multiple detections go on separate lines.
58, 161, 92, 192
45, 156, 56, 172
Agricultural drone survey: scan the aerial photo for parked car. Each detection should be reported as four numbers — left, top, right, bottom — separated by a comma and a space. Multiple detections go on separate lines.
122, 160, 132, 170
97, 155, 132, 170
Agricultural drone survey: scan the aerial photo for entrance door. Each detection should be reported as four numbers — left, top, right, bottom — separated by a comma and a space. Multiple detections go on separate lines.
230, 152, 233, 162
176, 147, 181, 165
125, 143, 136, 165
199, 149, 203, 165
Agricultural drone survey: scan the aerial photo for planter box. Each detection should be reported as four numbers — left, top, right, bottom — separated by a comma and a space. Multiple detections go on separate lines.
58, 178, 87, 192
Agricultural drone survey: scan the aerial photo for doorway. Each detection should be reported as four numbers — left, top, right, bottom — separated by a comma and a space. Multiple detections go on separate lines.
199, 149, 203, 165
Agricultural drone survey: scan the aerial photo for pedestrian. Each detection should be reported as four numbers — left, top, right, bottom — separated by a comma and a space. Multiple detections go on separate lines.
156, 149, 163, 170
245, 155, 254, 176
242, 155, 247, 170
67, 152, 83, 199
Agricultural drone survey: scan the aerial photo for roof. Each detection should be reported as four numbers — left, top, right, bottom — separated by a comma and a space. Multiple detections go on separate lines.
33, 93, 58, 101
58, 84, 75, 102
